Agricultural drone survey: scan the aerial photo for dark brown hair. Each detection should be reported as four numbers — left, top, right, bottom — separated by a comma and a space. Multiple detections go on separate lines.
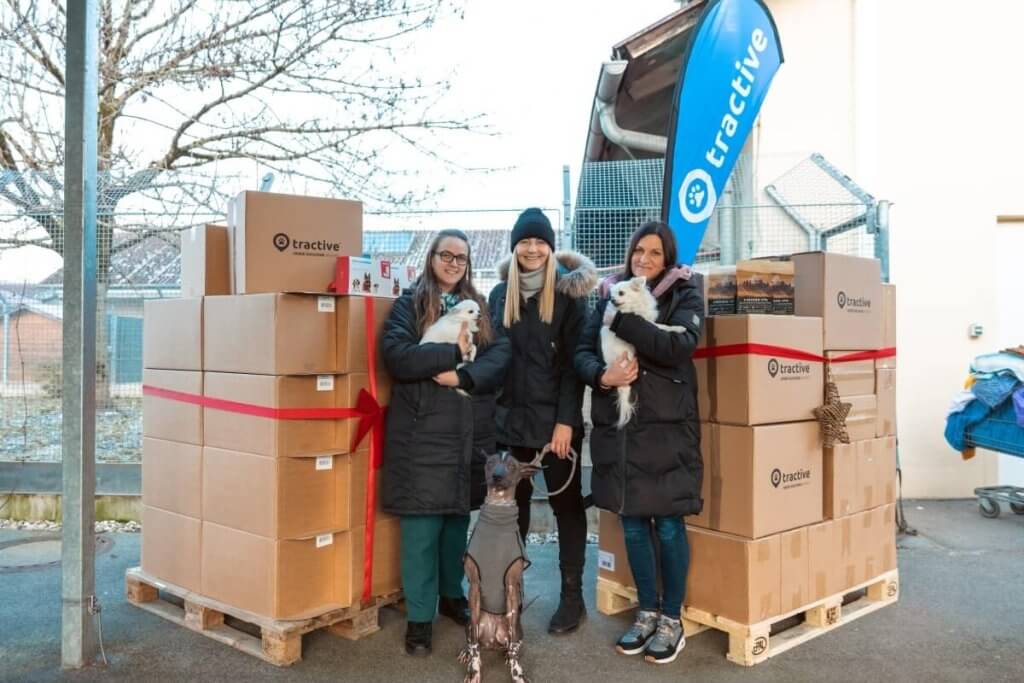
622, 220, 679, 279
414, 228, 494, 345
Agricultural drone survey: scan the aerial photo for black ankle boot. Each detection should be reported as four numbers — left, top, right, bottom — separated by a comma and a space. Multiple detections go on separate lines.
405, 621, 433, 656
548, 568, 586, 634
438, 596, 470, 626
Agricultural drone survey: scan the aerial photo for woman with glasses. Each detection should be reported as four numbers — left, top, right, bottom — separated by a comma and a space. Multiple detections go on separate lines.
488, 208, 597, 634
380, 229, 510, 657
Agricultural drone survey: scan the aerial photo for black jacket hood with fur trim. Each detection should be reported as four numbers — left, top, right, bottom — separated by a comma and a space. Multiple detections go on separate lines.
488, 250, 598, 448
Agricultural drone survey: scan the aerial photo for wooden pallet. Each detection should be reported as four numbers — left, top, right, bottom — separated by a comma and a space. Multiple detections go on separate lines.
596, 569, 899, 666
125, 567, 402, 666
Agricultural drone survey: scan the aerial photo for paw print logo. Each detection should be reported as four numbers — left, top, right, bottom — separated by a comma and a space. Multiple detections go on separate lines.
272, 233, 290, 252
678, 169, 716, 223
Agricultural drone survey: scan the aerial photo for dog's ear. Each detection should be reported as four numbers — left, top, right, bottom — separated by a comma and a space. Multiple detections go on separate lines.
630, 276, 647, 289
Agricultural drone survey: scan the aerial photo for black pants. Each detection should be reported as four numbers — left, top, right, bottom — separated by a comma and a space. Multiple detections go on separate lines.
509, 431, 587, 572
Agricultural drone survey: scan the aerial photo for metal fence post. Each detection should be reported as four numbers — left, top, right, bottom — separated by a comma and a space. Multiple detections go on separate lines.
61, 0, 100, 668
875, 200, 891, 282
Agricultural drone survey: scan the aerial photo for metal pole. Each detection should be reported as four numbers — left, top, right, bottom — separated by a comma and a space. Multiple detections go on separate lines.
62, 0, 99, 668
875, 200, 891, 282
561, 165, 572, 248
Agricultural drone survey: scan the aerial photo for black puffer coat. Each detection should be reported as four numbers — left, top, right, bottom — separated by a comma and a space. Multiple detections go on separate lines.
574, 270, 705, 517
380, 291, 510, 515
488, 252, 598, 449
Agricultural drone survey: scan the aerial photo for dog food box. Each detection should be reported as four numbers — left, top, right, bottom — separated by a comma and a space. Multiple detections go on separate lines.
330, 256, 416, 299
228, 191, 363, 295
705, 266, 737, 315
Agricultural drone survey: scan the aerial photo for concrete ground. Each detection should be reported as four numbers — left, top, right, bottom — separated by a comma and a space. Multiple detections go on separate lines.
1, 500, 1022, 683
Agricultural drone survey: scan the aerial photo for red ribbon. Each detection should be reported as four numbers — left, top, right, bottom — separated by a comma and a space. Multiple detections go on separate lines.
693, 344, 896, 364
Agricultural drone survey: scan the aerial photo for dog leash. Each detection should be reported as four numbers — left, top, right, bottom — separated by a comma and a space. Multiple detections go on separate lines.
526, 446, 578, 498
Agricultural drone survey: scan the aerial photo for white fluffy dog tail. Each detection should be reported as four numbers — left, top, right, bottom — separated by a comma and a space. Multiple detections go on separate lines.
615, 386, 635, 429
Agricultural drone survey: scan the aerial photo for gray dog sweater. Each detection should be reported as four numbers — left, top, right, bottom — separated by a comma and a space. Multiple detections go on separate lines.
465, 503, 530, 615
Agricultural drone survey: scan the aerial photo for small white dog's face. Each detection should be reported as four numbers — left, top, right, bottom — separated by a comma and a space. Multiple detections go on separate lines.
450, 299, 481, 322
609, 276, 648, 311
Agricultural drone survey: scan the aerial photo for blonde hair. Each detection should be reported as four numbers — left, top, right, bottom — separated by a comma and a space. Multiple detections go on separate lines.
504, 253, 557, 327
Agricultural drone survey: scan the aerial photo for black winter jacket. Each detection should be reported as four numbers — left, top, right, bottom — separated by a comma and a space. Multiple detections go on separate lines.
488, 252, 598, 450
574, 271, 705, 517
380, 290, 511, 515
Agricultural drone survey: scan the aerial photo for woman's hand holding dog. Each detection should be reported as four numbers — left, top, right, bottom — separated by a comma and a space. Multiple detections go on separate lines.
548, 423, 573, 459
433, 371, 460, 387
601, 352, 638, 388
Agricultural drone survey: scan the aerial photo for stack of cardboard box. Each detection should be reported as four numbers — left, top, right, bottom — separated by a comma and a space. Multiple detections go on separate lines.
141, 191, 410, 620
599, 252, 897, 626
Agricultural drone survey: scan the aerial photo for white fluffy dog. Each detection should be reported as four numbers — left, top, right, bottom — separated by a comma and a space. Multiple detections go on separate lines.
601, 276, 685, 428
421, 299, 480, 397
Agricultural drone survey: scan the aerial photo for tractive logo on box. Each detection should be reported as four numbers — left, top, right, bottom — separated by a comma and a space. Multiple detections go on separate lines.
270, 231, 341, 255
767, 358, 812, 380
770, 467, 812, 489
837, 290, 871, 313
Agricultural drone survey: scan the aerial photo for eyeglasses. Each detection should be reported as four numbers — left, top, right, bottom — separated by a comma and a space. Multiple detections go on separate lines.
434, 250, 468, 266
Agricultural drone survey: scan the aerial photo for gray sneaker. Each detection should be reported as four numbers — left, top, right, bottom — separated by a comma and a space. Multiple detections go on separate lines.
615, 609, 659, 655
644, 615, 686, 664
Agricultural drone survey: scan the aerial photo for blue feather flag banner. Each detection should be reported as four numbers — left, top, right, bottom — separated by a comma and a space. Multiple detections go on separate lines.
662, 0, 783, 264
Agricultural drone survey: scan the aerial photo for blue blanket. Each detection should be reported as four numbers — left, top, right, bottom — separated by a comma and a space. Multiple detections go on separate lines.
945, 395, 1024, 457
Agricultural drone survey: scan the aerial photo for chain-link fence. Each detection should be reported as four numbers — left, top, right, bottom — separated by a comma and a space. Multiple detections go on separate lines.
0, 154, 886, 464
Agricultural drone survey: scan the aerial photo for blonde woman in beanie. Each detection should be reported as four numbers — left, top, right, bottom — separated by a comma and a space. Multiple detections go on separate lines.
488, 208, 598, 634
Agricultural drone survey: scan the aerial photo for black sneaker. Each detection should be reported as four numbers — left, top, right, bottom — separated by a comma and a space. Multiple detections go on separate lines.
438, 596, 470, 626
404, 621, 432, 657
615, 609, 659, 655
644, 615, 686, 664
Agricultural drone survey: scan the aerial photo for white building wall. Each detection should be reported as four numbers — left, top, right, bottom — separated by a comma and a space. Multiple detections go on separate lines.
757, 0, 1024, 496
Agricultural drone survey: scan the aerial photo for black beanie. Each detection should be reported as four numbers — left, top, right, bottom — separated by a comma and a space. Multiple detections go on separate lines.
510, 208, 555, 251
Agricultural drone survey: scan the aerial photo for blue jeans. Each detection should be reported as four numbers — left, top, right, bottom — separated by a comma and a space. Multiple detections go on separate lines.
620, 515, 690, 619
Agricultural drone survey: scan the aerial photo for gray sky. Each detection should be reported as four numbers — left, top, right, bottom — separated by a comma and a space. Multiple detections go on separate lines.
0, 0, 680, 283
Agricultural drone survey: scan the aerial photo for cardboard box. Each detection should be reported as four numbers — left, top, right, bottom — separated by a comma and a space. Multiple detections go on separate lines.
706, 266, 737, 315
701, 315, 824, 425
143, 298, 202, 371
845, 394, 878, 442
867, 503, 898, 577
203, 372, 337, 457
793, 252, 883, 350
344, 517, 402, 603
142, 438, 201, 518
597, 510, 635, 588
823, 445, 856, 519
142, 506, 201, 592
181, 224, 230, 297
876, 368, 896, 437
202, 447, 351, 538
859, 437, 897, 511
704, 421, 823, 538
203, 293, 336, 375
347, 449, 395, 529
143, 369, 202, 444
202, 522, 350, 619
337, 296, 394, 376
834, 512, 859, 592
737, 259, 794, 315
686, 526, 781, 624
879, 284, 897, 368
779, 527, 810, 613
688, 422, 712, 529
331, 257, 416, 298
228, 191, 362, 294
806, 520, 837, 601
826, 351, 876, 397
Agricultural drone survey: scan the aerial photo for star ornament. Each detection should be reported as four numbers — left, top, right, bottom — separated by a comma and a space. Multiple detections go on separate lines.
814, 371, 852, 448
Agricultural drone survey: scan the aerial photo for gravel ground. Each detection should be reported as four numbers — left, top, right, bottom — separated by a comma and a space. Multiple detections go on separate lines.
0, 397, 142, 463
0, 519, 141, 532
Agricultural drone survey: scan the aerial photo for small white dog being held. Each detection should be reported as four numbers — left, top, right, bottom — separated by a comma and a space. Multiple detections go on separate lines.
601, 276, 686, 428
420, 299, 480, 397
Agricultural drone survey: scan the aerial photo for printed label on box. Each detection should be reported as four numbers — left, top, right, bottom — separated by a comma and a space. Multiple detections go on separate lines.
315, 456, 333, 471
316, 375, 334, 391
318, 296, 335, 313
598, 550, 615, 572
316, 533, 333, 548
